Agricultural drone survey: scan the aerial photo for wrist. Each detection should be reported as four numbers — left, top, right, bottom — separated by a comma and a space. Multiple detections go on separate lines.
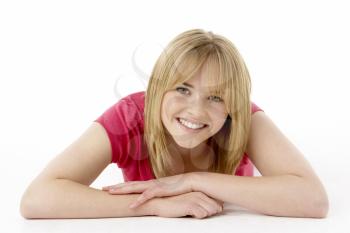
129, 194, 160, 216
188, 172, 206, 192
145, 197, 161, 216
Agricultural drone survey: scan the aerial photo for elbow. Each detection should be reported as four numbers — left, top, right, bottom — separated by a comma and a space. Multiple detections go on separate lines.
304, 188, 329, 218
20, 185, 46, 219
20, 178, 56, 219
20, 192, 47, 219
301, 176, 330, 218
313, 184, 330, 218
20, 193, 36, 219
311, 196, 329, 218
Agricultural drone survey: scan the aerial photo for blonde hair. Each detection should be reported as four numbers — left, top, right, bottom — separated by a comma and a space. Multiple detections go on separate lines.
144, 29, 252, 178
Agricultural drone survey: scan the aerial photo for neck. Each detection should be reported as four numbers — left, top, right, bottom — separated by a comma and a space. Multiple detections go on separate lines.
166, 135, 215, 173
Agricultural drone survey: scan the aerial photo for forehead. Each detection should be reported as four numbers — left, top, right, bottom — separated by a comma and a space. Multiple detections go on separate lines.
185, 71, 216, 91
176, 55, 221, 89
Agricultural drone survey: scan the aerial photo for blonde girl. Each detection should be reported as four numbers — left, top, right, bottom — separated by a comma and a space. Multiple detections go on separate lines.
20, 29, 329, 219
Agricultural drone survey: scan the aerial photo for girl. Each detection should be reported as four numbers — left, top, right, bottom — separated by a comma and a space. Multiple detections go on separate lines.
20, 29, 329, 219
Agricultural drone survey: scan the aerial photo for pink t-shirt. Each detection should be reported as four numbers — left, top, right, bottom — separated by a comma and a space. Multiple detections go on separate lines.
94, 91, 264, 182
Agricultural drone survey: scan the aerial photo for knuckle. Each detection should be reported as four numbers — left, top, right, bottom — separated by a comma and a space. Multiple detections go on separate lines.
188, 203, 199, 211
188, 204, 202, 218
142, 190, 153, 199
198, 208, 208, 218
209, 208, 217, 215
186, 206, 196, 217
194, 192, 206, 198
152, 185, 163, 192
200, 211, 208, 219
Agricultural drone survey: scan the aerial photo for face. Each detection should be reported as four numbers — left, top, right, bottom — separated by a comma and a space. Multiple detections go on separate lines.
161, 67, 228, 150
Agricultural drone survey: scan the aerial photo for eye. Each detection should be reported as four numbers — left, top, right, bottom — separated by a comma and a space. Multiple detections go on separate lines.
208, 96, 223, 103
176, 87, 190, 95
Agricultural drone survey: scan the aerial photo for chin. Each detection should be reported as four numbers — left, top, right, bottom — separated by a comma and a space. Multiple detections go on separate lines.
173, 138, 202, 149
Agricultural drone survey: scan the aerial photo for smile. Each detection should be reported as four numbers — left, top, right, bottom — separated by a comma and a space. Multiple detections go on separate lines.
176, 117, 208, 131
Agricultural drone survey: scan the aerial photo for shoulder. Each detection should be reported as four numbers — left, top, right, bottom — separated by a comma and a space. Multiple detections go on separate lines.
126, 91, 145, 108
94, 91, 145, 136
117, 91, 146, 117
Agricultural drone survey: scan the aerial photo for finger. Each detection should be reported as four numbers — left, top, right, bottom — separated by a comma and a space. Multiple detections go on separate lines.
109, 186, 144, 194
202, 196, 224, 211
102, 182, 132, 190
102, 184, 128, 191
129, 189, 157, 208
108, 182, 151, 194
188, 204, 208, 219
102, 185, 119, 191
213, 198, 224, 208
129, 186, 170, 208
197, 197, 223, 215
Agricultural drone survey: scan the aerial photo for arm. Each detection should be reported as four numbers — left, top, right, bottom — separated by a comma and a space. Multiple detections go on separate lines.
20, 178, 157, 219
191, 111, 328, 218
191, 172, 327, 218
20, 122, 157, 219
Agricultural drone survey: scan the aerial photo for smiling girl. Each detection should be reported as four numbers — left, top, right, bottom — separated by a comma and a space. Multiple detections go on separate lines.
20, 29, 329, 219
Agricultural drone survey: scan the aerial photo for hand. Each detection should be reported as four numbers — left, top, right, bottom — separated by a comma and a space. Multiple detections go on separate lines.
102, 173, 194, 209
153, 191, 224, 219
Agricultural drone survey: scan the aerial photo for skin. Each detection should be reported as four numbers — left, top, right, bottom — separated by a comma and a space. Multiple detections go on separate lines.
160, 65, 228, 172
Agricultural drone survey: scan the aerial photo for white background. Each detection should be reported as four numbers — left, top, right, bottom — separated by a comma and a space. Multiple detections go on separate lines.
0, 0, 349, 232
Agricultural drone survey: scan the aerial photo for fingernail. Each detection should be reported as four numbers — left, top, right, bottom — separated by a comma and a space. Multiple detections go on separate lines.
129, 203, 137, 208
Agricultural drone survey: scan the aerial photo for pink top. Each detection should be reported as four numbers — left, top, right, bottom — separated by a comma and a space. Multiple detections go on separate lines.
94, 91, 264, 182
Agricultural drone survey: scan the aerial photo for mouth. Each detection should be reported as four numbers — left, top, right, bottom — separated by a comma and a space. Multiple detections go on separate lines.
175, 117, 208, 132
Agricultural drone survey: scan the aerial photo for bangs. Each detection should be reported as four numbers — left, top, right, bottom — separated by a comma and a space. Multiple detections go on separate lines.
168, 49, 208, 88
202, 53, 229, 102
170, 49, 230, 100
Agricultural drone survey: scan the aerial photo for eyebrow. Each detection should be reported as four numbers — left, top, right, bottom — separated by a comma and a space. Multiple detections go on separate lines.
183, 82, 194, 88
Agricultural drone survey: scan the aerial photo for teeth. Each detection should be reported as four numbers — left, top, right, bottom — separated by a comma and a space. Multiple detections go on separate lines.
179, 118, 205, 129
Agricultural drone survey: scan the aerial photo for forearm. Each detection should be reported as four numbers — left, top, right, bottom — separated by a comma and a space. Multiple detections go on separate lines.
191, 172, 328, 218
20, 179, 157, 219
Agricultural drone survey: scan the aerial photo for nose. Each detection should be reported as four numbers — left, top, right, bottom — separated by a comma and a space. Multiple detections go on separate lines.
186, 95, 207, 118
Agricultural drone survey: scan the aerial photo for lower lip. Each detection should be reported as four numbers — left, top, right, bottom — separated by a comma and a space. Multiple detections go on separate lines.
175, 118, 208, 133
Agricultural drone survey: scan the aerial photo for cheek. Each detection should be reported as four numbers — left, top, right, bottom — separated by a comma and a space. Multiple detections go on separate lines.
213, 116, 228, 129
161, 95, 183, 120
208, 105, 228, 128
163, 96, 184, 113
167, 95, 185, 105
211, 104, 228, 119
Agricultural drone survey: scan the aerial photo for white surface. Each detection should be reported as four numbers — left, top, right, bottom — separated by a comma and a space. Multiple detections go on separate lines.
4, 164, 350, 233
7, 204, 347, 233
1, 0, 349, 232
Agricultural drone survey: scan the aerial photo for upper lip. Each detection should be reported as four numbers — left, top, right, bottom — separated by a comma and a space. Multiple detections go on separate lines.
177, 117, 208, 126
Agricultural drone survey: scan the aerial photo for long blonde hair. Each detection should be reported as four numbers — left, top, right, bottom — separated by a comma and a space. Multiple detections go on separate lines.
144, 29, 252, 178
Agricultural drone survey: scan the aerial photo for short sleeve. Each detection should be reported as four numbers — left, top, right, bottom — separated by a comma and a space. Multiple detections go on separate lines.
234, 101, 265, 176
93, 97, 144, 167
251, 102, 264, 114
